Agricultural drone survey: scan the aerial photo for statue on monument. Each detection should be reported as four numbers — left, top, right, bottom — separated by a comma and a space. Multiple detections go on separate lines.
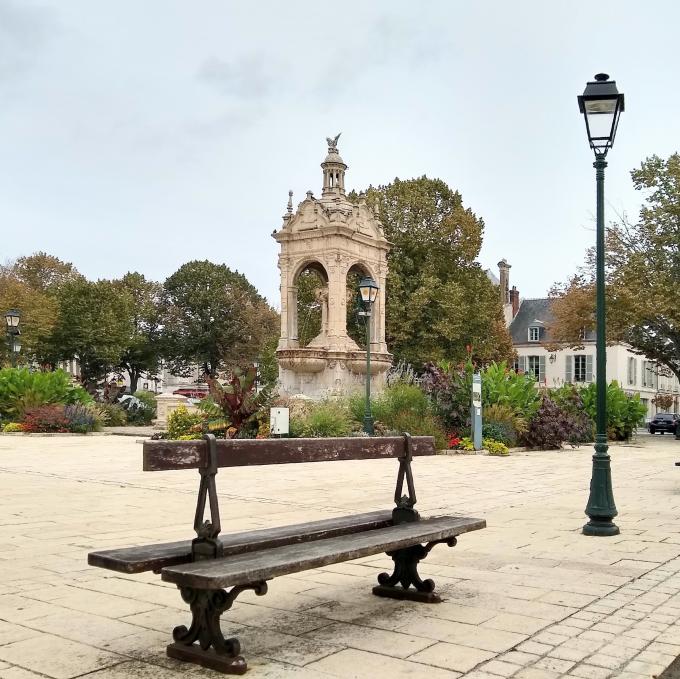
326, 133, 341, 151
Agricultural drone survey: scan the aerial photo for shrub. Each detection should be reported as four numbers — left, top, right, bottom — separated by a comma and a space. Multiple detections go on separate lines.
352, 382, 448, 449
523, 396, 592, 450
483, 438, 509, 456
22, 405, 70, 433
421, 363, 472, 434
0, 368, 92, 421
549, 384, 594, 444
134, 390, 157, 415
99, 404, 127, 426
454, 436, 475, 451
63, 404, 102, 433
579, 381, 647, 441
2, 422, 24, 433
290, 400, 353, 438
482, 362, 541, 418
483, 403, 528, 446
124, 391, 157, 426
167, 406, 204, 440
482, 421, 515, 446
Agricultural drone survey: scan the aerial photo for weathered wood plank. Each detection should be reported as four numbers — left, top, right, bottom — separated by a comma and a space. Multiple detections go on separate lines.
87, 510, 394, 574
161, 515, 486, 589
143, 436, 436, 471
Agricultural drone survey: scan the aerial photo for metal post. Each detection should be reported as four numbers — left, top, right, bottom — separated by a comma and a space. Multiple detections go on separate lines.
8, 333, 16, 368
363, 310, 374, 435
583, 155, 619, 536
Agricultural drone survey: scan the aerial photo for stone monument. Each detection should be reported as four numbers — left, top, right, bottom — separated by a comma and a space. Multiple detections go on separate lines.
273, 135, 392, 398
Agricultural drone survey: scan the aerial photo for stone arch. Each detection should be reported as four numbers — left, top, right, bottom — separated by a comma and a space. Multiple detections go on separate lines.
291, 260, 329, 348
345, 262, 377, 349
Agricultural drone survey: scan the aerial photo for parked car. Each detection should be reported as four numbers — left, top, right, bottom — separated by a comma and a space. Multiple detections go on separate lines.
648, 413, 680, 435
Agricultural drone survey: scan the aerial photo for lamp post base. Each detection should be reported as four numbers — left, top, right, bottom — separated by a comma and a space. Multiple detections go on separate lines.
363, 416, 374, 436
583, 519, 619, 536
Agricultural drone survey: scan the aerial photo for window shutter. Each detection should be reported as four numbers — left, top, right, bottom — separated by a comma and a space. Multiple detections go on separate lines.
653, 365, 658, 389
565, 355, 572, 383
518, 355, 526, 373
586, 355, 593, 382
539, 355, 546, 384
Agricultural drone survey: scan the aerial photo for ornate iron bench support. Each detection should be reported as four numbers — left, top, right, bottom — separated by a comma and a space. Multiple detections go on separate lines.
372, 537, 457, 603
167, 581, 268, 674
372, 433, 454, 603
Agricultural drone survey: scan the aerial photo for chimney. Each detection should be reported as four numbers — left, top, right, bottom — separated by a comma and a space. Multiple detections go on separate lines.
510, 286, 520, 318
498, 259, 511, 305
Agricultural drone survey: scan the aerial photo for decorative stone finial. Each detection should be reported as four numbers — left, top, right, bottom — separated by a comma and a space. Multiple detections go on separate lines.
306, 190, 314, 200
287, 190, 293, 214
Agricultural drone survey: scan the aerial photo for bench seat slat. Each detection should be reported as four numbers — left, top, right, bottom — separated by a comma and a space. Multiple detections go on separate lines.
87, 510, 394, 574
143, 436, 436, 471
161, 515, 486, 590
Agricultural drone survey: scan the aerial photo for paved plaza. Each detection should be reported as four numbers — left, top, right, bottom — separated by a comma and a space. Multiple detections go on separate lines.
1, 434, 680, 678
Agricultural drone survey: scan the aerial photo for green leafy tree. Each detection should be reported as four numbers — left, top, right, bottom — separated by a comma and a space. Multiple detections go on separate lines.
548, 153, 680, 380
0, 253, 82, 366
296, 269, 323, 347
115, 272, 163, 393
161, 260, 279, 377
6, 252, 82, 292
364, 177, 514, 366
46, 279, 134, 390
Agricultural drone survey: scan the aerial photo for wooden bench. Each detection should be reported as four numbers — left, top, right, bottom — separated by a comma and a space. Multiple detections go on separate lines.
88, 434, 485, 675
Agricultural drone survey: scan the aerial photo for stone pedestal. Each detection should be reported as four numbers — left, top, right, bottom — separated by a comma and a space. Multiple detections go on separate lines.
154, 393, 194, 430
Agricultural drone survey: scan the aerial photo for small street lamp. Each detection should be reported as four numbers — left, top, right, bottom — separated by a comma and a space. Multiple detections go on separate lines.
358, 276, 379, 435
4, 309, 21, 368
578, 73, 625, 536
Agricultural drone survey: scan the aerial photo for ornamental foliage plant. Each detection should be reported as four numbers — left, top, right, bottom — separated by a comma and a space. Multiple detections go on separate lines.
578, 381, 647, 441
0, 368, 92, 421
522, 396, 593, 450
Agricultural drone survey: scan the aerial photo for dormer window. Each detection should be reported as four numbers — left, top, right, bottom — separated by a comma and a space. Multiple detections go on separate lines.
529, 326, 540, 342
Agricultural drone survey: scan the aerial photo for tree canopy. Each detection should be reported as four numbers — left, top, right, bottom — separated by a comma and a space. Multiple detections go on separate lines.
548, 153, 680, 380
115, 272, 163, 392
365, 176, 514, 367
47, 278, 134, 389
161, 260, 279, 377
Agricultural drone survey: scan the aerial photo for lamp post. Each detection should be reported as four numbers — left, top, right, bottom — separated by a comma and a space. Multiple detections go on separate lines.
578, 73, 625, 536
358, 277, 379, 435
4, 309, 21, 368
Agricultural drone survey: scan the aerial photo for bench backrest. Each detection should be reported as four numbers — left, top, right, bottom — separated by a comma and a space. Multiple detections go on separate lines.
143, 436, 436, 471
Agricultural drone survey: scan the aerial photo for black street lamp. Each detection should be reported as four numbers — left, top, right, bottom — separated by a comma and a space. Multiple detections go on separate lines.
578, 73, 625, 536
4, 309, 21, 368
358, 276, 379, 435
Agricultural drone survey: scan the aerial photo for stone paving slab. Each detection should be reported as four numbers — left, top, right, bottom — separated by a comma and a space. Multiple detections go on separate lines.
1, 434, 680, 677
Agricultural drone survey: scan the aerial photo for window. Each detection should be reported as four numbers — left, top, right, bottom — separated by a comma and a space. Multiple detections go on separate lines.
627, 357, 637, 386
527, 356, 540, 379
574, 355, 587, 382
529, 326, 540, 342
566, 354, 593, 383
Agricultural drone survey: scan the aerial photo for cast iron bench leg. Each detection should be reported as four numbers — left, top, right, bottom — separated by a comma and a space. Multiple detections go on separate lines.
372, 537, 457, 604
167, 581, 268, 674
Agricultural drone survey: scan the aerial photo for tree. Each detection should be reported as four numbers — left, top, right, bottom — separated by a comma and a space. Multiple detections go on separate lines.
0, 274, 57, 366
363, 177, 514, 367
161, 260, 279, 378
46, 279, 134, 390
0, 253, 81, 366
4, 252, 82, 292
115, 272, 163, 393
548, 153, 680, 380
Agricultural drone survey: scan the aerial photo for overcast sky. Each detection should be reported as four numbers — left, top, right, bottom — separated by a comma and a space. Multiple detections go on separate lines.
1, 1, 679, 306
